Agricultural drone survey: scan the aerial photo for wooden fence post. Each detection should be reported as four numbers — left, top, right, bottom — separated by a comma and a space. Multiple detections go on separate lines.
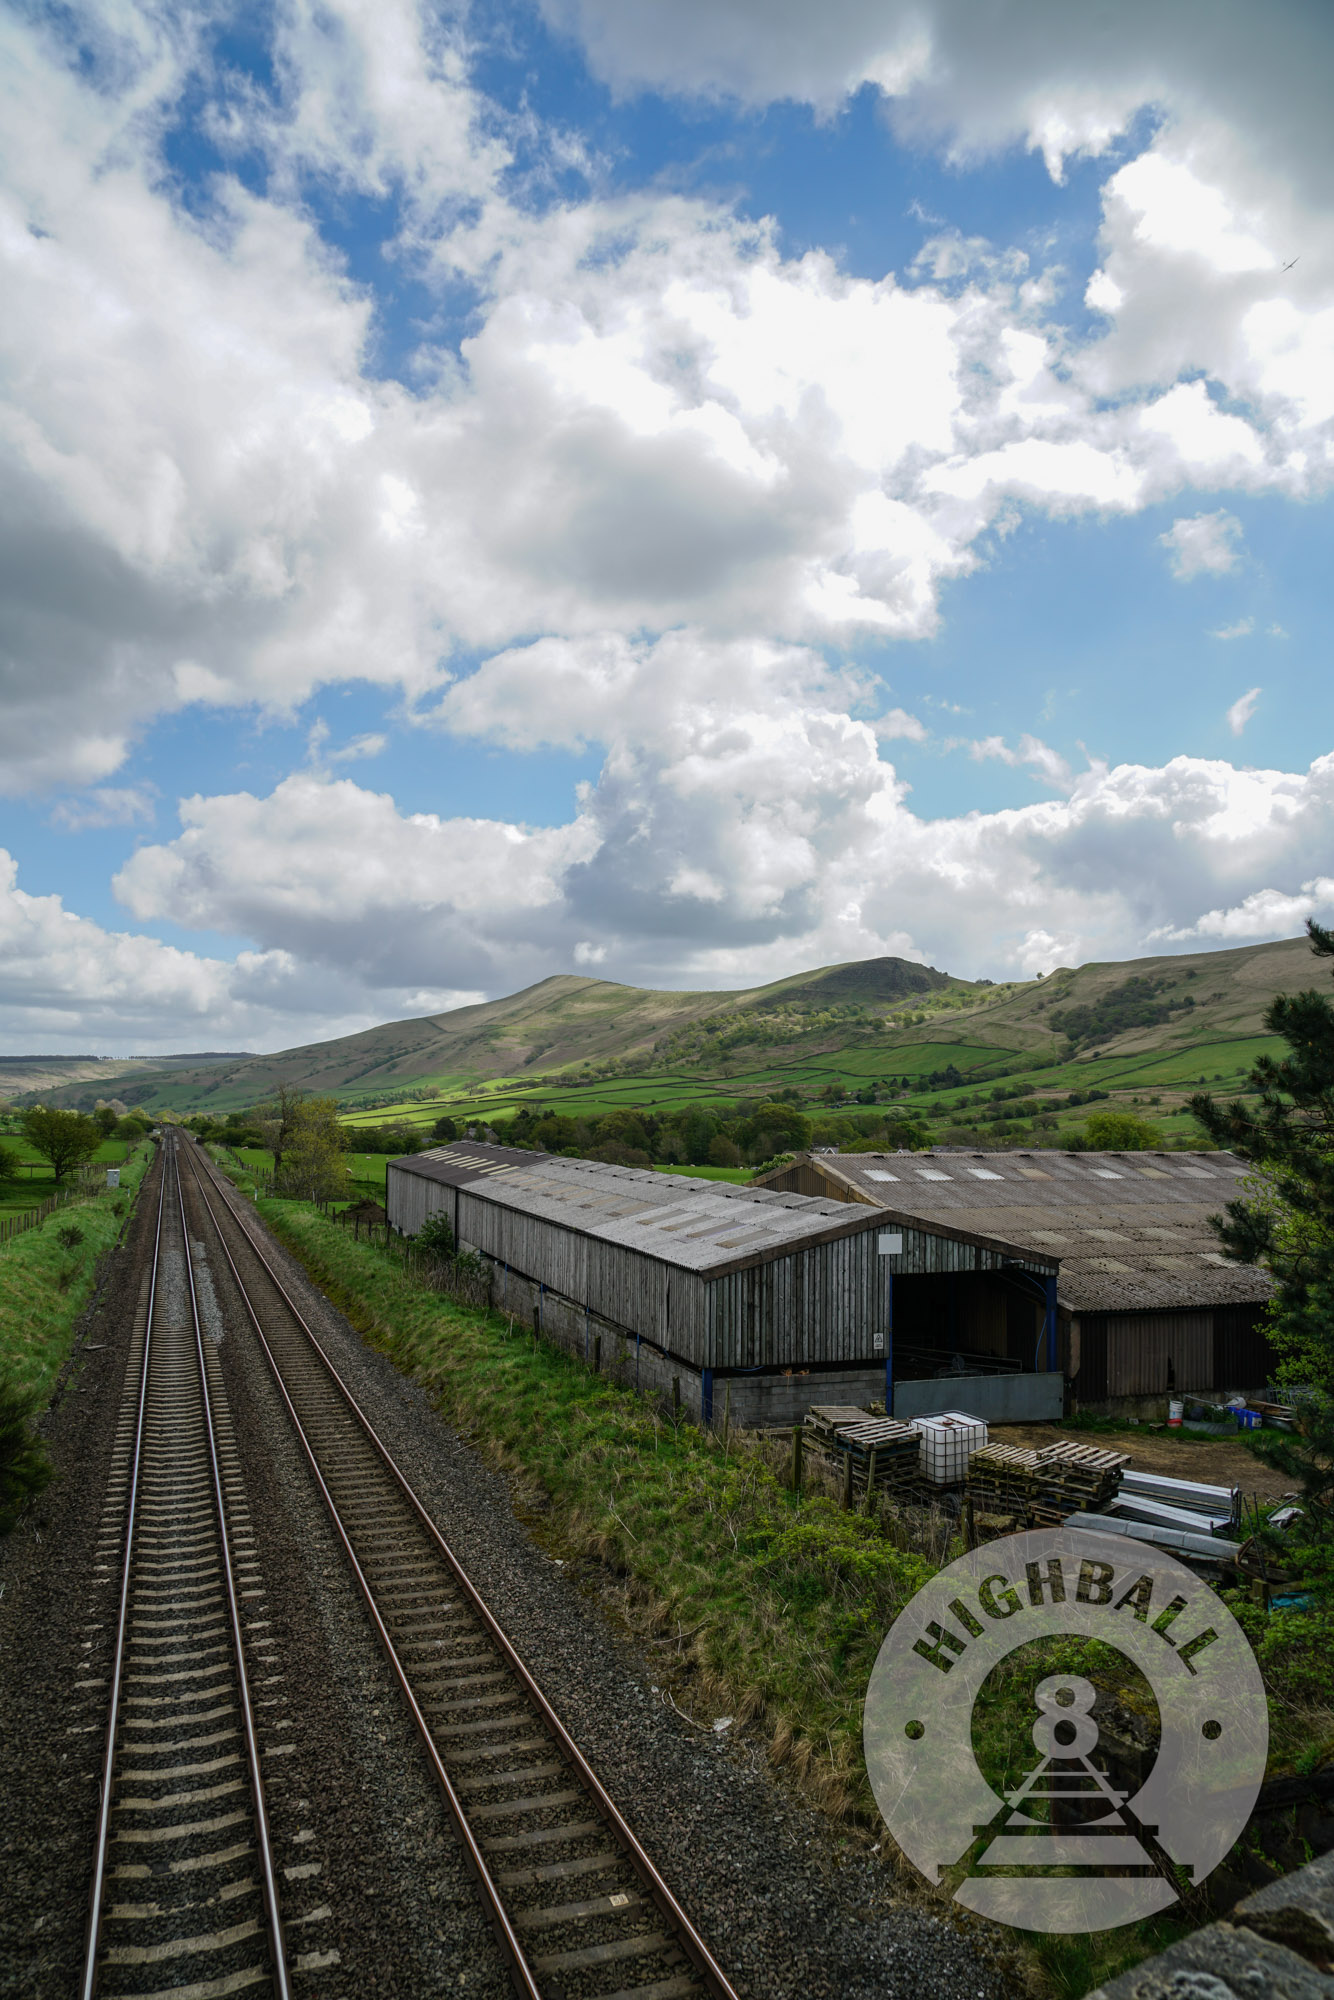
863, 1446, 878, 1515
791, 1424, 803, 1497
842, 1451, 854, 1511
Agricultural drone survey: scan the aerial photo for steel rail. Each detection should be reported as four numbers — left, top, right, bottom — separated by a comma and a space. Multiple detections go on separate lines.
79, 1144, 167, 2000
172, 1145, 292, 2000
182, 1140, 740, 2000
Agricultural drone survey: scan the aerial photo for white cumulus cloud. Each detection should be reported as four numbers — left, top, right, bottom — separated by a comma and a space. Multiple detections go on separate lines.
1160, 511, 1245, 580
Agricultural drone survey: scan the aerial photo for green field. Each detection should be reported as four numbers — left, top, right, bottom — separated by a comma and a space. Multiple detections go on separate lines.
0, 1133, 144, 1222
322, 1023, 1284, 1156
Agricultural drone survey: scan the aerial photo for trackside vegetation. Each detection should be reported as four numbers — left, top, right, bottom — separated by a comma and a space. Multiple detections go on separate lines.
0, 1142, 151, 1533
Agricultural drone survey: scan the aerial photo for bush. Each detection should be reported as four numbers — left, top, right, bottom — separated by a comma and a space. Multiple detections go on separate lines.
0, 1375, 53, 1534
418, 1212, 456, 1258
1081, 1110, 1164, 1151
57, 1224, 84, 1250
708, 1135, 742, 1167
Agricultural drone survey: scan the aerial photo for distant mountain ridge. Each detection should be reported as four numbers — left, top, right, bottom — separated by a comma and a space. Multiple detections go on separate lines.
16, 934, 1318, 1115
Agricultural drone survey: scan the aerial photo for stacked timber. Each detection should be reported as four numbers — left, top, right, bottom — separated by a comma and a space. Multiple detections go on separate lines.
805, 1407, 921, 1496
968, 1439, 1127, 1523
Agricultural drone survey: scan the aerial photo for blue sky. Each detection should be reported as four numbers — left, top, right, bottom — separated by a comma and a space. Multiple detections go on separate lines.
2, 0, 1333, 1052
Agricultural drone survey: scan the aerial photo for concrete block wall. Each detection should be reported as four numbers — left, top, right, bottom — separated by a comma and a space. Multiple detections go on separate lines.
477, 1253, 887, 1430
485, 1257, 707, 1419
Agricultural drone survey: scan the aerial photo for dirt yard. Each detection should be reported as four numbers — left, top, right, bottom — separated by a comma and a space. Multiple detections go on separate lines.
990, 1423, 1295, 1503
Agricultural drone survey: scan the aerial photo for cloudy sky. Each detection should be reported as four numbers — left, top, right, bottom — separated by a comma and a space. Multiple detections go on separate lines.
3, 0, 1333, 1054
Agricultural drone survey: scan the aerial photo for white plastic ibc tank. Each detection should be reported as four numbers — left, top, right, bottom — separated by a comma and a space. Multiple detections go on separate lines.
915, 1411, 988, 1486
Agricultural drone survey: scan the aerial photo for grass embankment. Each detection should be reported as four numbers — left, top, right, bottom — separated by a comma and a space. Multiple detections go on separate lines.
0, 1142, 151, 1534
0, 1142, 151, 1406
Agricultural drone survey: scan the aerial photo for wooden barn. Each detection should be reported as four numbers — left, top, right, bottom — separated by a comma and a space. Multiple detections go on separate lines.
754, 1148, 1277, 1416
385, 1143, 1067, 1426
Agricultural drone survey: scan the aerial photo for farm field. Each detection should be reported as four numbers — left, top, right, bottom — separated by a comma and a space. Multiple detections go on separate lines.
327, 1026, 1282, 1153
0, 1133, 144, 1222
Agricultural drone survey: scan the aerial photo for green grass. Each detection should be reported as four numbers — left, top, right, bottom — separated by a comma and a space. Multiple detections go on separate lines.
0, 1135, 140, 1220
654, 1163, 754, 1183
0, 1142, 152, 1406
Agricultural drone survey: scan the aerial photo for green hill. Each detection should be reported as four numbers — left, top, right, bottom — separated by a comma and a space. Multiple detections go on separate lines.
18, 933, 1317, 1125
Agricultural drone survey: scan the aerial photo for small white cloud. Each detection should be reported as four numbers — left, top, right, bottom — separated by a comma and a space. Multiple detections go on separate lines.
969, 733, 1073, 790
1226, 686, 1261, 735
874, 708, 927, 743
1160, 511, 1244, 580
329, 733, 388, 764
50, 787, 157, 832
1268, 623, 1288, 638
307, 719, 388, 767
573, 940, 607, 965
1213, 618, 1254, 641
1084, 269, 1123, 315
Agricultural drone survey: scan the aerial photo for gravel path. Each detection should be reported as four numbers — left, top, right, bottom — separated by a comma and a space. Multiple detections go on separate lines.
1, 1151, 1020, 1999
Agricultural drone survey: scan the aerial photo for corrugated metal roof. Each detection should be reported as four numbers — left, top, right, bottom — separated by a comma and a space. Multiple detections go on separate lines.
389, 1144, 992, 1279
754, 1149, 1271, 1313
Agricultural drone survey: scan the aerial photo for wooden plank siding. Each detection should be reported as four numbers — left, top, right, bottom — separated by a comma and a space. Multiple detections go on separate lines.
386, 1147, 1053, 1376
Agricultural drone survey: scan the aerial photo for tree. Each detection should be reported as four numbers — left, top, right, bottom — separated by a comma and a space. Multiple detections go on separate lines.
1065, 1110, 1164, 1152
0, 1143, 22, 1188
737, 1100, 812, 1162
21, 1107, 103, 1184
91, 1105, 119, 1138
273, 1097, 350, 1203
431, 1115, 459, 1144
1191, 919, 1334, 1390
708, 1135, 742, 1168
256, 1084, 306, 1179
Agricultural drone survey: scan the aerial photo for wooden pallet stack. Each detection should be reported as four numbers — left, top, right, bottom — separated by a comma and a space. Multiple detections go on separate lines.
967, 1439, 1127, 1523
805, 1407, 921, 1497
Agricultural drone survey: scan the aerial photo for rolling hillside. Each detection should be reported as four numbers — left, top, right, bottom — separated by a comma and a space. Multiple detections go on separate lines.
28, 956, 960, 1113
16, 932, 1320, 1119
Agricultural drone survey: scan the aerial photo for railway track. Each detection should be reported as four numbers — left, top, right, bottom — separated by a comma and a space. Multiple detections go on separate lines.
177, 1138, 739, 2000
82, 1136, 290, 1999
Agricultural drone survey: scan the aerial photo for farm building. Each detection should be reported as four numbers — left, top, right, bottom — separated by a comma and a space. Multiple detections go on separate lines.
385, 1142, 1067, 1426
754, 1148, 1276, 1416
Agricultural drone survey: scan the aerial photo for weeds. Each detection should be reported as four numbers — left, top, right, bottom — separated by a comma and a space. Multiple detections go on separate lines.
0, 1142, 150, 1406
0, 1372, 52, 1534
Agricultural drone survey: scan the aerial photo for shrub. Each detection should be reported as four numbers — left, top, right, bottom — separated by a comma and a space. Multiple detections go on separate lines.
1082, 1110, 1164, 1151
418, 1212, 456, 1258
57, 1224, 84, 1250
0, 1375, 53, 1534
